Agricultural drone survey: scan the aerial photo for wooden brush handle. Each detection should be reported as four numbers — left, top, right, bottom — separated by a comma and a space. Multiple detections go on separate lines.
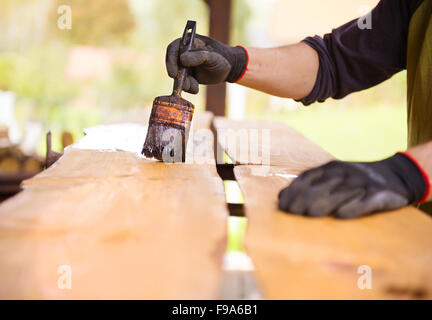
173, 20, 196, 96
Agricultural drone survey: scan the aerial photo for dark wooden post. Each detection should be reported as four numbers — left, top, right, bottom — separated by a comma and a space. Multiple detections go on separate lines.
205, 0, 231, 116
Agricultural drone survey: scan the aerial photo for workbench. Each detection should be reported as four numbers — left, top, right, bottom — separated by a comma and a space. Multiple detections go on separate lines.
0, 113, 431, 299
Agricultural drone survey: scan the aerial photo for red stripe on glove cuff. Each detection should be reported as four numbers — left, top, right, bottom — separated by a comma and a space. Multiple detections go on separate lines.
398, 152, 431, 204
235, 45, 249, 83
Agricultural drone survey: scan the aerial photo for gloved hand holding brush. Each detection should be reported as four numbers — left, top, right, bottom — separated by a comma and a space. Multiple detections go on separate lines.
166, 35, 248, 94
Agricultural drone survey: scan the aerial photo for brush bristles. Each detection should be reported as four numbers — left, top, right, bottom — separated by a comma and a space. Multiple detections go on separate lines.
142, 95, 194, 162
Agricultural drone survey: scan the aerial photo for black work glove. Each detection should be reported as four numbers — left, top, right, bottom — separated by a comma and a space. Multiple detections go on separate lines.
278, 153, 429, 219
166, 34, 248, 94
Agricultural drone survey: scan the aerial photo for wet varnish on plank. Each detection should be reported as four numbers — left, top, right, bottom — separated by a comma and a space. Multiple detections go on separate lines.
0, 119, 228, 299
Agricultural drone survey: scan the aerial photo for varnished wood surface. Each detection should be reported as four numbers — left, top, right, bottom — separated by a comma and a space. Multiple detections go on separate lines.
0, 121, 228, 299
3, 115, 431, 300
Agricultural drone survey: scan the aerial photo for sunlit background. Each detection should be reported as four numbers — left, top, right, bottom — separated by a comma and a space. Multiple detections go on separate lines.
0, 0, 407, 251
0, 0, 406, 160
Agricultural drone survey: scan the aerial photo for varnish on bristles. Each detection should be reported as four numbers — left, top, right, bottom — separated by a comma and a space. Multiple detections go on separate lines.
141, 95, 194, 162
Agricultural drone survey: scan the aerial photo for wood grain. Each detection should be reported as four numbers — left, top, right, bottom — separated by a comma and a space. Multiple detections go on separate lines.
215, 117, 432, 300
0, 123, 227, 299
110, 108, 214, 131
234, 164, 432, 299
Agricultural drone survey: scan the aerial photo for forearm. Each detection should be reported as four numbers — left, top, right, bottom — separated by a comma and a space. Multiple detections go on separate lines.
237, 42, 319, 100
406, 141, 432, 202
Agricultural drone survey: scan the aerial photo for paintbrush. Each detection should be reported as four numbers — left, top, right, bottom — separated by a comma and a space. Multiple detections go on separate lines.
141, 20, 196, 162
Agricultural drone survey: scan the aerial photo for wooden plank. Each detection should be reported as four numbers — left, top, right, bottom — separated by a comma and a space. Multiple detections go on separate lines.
0, 124, 227, 299
213, 117, 334, 169
215, 116, 432, 299
234, 163, 432, 299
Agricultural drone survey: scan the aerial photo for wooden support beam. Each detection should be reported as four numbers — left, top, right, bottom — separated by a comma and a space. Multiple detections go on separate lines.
205, 0, 232, 116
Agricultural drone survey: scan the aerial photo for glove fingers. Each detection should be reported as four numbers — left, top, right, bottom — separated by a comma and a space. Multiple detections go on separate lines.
307, 187, 364, 217
290, 176, 342, 216
182, 76, 191, 93
278, 168, 323, 214
335, 190, 408, 219
188, 76, 199, 94
180, 50, 208, 68
182, 76, 199, 94
166, 35, 209, 78
166, 38, 181, 78
278, 168, 322, 206
181, 50, 230, 69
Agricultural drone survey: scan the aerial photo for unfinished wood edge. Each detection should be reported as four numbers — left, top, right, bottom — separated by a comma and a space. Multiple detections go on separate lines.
212, 117, 336, 165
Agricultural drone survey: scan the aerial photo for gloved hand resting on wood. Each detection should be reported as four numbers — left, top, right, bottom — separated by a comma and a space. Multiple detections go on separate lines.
166, 34, 248, 94
278, 153, 429, 219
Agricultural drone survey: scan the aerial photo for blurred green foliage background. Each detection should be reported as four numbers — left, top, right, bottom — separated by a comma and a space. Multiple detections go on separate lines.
0, 0, 406, 160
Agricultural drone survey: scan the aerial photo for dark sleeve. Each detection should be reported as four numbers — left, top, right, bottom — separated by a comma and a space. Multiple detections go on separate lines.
300, 0, 424, 106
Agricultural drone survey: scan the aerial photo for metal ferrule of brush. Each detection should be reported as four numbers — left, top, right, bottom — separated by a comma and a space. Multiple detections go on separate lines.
142, 21, 197, 163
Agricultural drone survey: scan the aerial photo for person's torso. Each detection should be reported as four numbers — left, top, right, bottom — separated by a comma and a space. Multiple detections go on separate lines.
407, 0, 432, 148
407, 0, 432, 213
